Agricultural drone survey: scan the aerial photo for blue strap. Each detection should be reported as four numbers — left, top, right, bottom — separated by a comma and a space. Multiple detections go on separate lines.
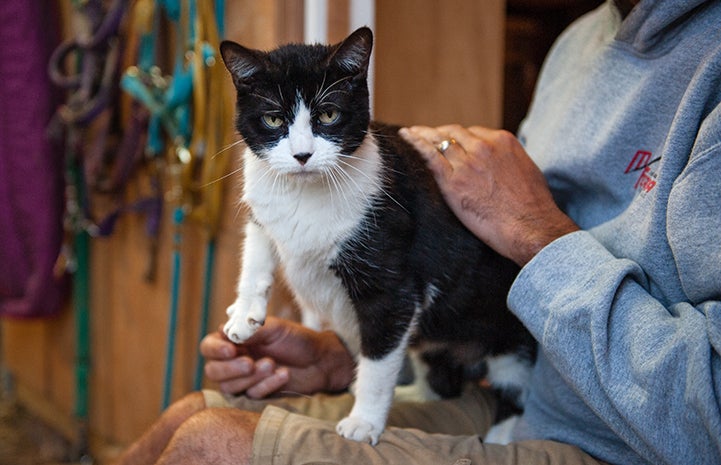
162, 206, 185, 410
194, 238, 216, 390
215, 0, 225, 37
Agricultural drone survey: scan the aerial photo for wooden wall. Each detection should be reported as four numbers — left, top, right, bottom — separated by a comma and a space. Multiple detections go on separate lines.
374, 0, 504, 127
0, 0, 505, 456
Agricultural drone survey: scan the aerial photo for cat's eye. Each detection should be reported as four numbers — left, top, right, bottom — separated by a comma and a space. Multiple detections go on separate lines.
318, 110, 340, 125
262, 114, 284, 129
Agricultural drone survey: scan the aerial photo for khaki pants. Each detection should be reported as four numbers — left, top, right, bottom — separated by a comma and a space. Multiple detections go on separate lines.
203, 385, 607, 465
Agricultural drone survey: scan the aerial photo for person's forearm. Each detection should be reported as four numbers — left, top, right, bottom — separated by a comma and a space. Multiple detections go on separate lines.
500, 205, 579, 267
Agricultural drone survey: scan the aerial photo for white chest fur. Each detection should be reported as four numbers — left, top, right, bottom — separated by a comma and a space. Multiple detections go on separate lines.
224, 134, 382, 352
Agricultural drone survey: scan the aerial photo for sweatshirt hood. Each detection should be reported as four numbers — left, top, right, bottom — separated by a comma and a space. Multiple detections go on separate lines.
614, 0, 712, 54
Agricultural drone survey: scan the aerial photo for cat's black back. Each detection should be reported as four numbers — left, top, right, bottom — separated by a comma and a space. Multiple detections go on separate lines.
332, 122, 535, 397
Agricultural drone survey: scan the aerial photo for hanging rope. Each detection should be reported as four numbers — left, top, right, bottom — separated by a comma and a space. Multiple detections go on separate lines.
122, 0, 231, 410
50, 0, 232, 416
47, 0, 128, 461
188, 0, 232, 392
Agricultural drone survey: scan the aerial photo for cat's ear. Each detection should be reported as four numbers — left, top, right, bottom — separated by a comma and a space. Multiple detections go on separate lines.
220, 40, 265, 89
329, 27, 373, 77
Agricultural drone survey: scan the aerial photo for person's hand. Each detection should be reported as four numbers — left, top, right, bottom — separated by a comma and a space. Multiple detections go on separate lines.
400, 125, 579, 266
200, 316, 355, 398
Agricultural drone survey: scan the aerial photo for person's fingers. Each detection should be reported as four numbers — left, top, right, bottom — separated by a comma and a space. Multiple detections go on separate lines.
245, 367, 290, 398
402, 124, 443, 142
204, 356, 255, 382
200, 331, 238, 359
466, 125, 498, 139
242, 316, 283, 345
214, 357, 278, 395
399, 126, 454, 178
435, 124, 497, 158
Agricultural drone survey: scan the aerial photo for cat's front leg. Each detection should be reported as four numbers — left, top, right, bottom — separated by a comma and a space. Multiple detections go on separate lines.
336, 334, 410, 445
224, 221, 277, 343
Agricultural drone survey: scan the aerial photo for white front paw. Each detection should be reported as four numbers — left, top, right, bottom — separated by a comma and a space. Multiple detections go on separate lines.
336, 416, 383, 445
223, 299, 266, 344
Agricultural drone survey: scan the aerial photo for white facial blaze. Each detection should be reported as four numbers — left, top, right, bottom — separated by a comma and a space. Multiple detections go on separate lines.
288, 103, 314, 155
264, 101, 340, 176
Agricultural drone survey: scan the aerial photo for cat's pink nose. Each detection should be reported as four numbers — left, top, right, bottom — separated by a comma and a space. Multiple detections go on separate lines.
293, 152, 312, 165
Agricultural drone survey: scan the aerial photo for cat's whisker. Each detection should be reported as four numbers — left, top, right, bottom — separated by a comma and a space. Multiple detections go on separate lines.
313, 75, 353, 106
253, 162, 276, 187
329, 162, 364, 199
323, 166, 343, 211
337, 158, 409, 213
211, 138, 246, 160
330, 164, 380, 232
324, 169, 344, 219
232, 200, 249, 224
341, 152, 405, 177
318, 101, 343, 110
316, 89, 349, 104
314, 72, 328, 104
331, 166, 376, 217
328, 165, 357, 217
250, 92, 282, 109
326, 167, 350, 218
270, 171, 283, 197
272, 169, 290, 197
199, 164, 244, 189
360, 130, 406, 146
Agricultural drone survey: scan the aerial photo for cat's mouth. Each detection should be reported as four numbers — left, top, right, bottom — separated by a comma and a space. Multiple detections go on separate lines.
285, 167, 324, 181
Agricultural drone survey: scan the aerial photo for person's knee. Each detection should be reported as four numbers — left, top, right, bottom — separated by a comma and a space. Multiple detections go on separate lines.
153, 391, 208, 432
158, 408, 260, 465
171, 391, 208, 415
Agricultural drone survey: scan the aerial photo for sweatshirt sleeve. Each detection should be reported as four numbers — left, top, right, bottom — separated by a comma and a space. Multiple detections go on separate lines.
509, 230, 721, 460
508, 133, 721, 460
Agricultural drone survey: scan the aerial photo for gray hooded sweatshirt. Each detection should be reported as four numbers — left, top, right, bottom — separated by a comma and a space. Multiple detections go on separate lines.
509, 1, 721, 464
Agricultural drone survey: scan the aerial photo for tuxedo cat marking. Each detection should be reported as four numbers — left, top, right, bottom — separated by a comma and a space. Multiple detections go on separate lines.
220, 27, 535, 445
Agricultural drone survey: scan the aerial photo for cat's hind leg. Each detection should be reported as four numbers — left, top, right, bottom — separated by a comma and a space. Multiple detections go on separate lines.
224, 221, 277, 343
485, 352, 533, 409
336, 330, 412, 445
392, 349, 441, 402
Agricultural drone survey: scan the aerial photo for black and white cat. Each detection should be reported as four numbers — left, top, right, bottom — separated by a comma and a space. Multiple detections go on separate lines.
219, 27, 535, 445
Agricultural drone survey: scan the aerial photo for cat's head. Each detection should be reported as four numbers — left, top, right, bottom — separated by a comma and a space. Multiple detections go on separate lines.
220, 27, 373, 180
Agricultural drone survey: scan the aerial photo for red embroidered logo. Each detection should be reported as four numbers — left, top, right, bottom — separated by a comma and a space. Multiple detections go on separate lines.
625, 150, 659, 193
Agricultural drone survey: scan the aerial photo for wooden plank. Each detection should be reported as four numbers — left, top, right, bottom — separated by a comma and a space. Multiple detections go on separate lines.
15, 382, 77, 441
374, 0, 505, 128
278, 0, 305, 44
328, 0, 351, 43
3, 319, 49, 397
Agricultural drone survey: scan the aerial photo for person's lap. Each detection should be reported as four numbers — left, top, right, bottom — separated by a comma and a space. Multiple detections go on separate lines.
203, 385, 607, 465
